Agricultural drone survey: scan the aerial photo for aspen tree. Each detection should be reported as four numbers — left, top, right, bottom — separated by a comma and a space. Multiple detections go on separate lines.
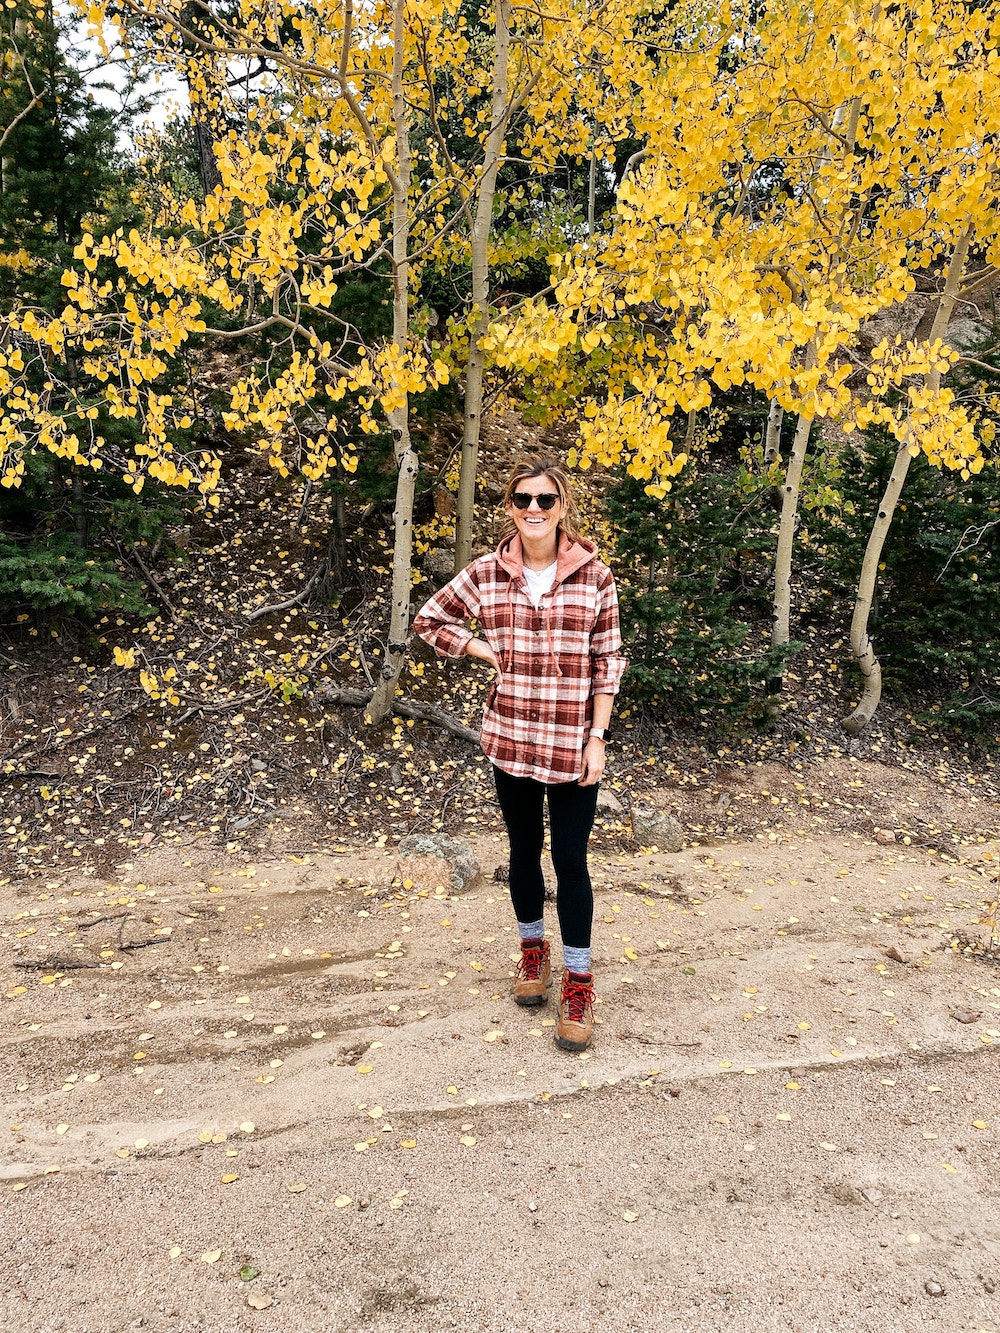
491, 0, 1000, 712
0, 0, 641, 716
842, 226, 975, 734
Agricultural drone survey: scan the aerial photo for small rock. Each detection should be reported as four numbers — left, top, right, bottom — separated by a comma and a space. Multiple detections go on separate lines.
981, 1276, 996, 1294
860, 1187, 884, 1204
433, 487, 455, 517
503, 1138, 513, 1150
951, 1008, 981, 1024
250, 759, 267, 773
397, 833, 480, 891
232, 816, 253, 831
423, 548, 455, 583
596, 787, 624, 816
874, 827, 897, 844
924, 1280, 945, 1298
598, 1278, 610, 1288
527, 1199, 538, 1213
885, 945, 909, 964
246, 1293, 273, 1310
630, 802, 683, 852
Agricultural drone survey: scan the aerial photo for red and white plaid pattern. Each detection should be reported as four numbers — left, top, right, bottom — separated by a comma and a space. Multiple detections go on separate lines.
413, 532, 627, 784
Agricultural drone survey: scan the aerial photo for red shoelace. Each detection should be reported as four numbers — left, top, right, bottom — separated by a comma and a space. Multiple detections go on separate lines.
517, 943, 547, 981
561, 976, 594, 1023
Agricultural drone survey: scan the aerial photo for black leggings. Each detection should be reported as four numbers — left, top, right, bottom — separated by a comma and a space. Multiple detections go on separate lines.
492, 765, 598, 949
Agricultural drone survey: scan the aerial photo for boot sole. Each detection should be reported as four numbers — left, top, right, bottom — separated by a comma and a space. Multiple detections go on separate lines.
514, 992, 548, 1007
555, 1033, 591, 1052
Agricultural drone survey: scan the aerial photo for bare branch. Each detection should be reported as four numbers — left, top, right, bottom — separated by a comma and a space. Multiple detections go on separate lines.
936, 517, 1000, 581
245, 567, 322, 622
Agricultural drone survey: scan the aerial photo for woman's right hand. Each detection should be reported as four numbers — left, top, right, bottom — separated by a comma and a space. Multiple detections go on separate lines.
466, 637, 502, 678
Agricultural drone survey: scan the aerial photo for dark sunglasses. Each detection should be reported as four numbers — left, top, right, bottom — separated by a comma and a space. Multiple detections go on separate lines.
511, 491, 559, 511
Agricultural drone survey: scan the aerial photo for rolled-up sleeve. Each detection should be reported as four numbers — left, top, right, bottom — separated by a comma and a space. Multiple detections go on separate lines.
412, 564, 482, 659
590, 569, 627, 695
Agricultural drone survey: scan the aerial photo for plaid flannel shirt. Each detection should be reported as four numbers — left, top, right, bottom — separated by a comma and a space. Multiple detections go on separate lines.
413, 532, 627, 784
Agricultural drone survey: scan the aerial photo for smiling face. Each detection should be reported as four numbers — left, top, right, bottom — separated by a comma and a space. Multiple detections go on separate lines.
505, 472, 565, 551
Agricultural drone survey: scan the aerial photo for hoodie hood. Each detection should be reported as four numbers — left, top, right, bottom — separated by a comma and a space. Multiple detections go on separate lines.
494, 531, 598, 680
495, 530, 597, 586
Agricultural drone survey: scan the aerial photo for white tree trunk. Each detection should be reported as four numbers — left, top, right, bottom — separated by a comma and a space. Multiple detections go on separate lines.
453, 0, 511, 573
763, 398, 783, 466
842, 224, 973, 735
366, 0, 415, 725
768, 408, 813, 707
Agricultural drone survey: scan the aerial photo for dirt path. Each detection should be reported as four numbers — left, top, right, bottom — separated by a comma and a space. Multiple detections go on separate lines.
2, 769, 1000, 1333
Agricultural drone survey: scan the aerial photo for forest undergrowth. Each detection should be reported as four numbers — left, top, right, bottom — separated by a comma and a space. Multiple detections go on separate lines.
1, 411, 997, 888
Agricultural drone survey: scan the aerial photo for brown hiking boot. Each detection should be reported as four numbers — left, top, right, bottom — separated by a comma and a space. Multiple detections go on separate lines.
514, 938, 551, 1006
556, 969, 595, 1051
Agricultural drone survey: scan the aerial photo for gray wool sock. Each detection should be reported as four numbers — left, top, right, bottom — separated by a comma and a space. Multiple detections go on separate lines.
517, 918, 545, 942
562, 945, 591, 975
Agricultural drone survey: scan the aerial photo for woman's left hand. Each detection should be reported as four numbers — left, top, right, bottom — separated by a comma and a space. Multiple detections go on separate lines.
579, 738, 606, 787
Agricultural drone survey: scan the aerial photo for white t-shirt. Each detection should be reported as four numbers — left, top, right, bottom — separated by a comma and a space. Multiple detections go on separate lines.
523, 560, 557, 608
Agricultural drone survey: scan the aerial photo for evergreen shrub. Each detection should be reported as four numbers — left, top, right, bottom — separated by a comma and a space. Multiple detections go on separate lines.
607, 461, 793, 728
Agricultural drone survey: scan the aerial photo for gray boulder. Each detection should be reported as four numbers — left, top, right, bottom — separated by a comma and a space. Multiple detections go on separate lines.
596, 787, 625, 816
630, 802, 684, 852
423, 549, 456, 583
397, 832, 480, 891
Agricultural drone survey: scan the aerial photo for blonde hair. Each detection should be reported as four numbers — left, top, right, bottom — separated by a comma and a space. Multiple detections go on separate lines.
500, 457, 583, 543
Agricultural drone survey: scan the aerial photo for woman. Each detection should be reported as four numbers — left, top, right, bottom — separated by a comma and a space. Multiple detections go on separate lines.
413, 458, 626, 1051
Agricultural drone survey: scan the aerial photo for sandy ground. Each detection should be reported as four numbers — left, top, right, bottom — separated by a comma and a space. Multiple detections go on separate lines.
2, 763, 1000, 1333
